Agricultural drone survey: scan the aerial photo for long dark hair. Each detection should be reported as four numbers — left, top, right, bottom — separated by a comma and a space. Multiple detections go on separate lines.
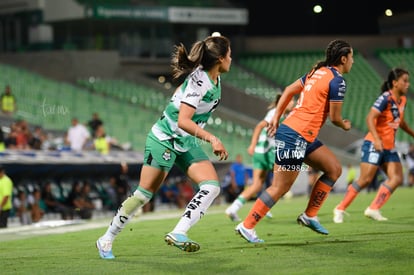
171, 35, 230, 81
309, 39, 352, 77
380, 67, 409, 94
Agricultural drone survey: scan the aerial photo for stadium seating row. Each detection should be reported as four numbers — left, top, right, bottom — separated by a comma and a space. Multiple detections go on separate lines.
0, 63, 253, 162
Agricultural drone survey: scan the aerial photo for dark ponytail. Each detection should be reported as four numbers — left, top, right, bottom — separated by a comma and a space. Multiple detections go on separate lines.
171, 35, 230, 81
380, 67, 409, 94
309, 39, 352, 77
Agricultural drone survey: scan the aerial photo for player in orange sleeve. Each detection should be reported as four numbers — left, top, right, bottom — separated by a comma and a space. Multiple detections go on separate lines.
333, 68, 413, 223
235, 39, 354, 243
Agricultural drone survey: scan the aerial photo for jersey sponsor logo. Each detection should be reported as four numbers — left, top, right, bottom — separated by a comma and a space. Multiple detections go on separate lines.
387, 121, 400, 129
182, 189, 208, 219
190, 74, 204, 87
315, 70, 327, 76
185, 92, 201, 98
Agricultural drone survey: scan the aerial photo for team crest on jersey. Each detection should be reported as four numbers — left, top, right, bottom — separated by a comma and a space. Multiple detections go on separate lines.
162, 149, 171, 161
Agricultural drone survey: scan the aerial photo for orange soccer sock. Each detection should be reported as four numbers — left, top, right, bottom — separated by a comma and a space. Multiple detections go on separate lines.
336, 184, 359, 211
369, 184, 392, 210
305, 179, 332, 217
243, 198, 270, 229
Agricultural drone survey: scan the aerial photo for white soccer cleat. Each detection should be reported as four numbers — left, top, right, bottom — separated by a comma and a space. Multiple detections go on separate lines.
96, 237, 115, 259
235, 222, 264, 243
364, 207, 388, 221
333, 207, 348, 223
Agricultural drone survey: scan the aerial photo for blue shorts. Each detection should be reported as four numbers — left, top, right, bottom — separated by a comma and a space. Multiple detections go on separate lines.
274, 124, 323, 166
360, 140, 400, 165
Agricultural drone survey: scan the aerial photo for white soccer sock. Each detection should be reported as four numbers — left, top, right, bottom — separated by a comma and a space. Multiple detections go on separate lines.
171, 181, 220, 235
102, 188, 151, 241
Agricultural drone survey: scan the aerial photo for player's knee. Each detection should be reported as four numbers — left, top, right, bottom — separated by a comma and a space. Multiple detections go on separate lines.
323, 161, 342, 181
133, 189, 151, 202
199, 180, 221, 197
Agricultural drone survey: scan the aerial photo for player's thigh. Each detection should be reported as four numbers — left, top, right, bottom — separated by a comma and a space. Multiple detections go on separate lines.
305, 145, 342, 180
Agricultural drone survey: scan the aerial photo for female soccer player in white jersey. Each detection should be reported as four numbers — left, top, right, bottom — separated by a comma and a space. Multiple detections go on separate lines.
96, 34, 232, 258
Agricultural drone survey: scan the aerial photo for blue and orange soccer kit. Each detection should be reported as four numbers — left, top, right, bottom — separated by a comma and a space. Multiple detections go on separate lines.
336, 91, 407, 214
365, 90, 406, 150
282, 66, 347, 143
243, 66, 349, 225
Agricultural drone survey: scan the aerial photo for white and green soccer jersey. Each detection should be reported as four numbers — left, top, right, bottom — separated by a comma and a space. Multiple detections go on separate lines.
255, 108, 276, 154
151, 67, 221, 152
